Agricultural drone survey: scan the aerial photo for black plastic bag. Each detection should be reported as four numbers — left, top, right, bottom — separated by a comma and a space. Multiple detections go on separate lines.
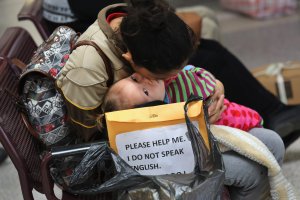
51, 95, 225, 199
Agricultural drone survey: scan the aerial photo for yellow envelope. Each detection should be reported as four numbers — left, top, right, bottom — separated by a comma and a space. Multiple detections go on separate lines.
105, 101, 210, 153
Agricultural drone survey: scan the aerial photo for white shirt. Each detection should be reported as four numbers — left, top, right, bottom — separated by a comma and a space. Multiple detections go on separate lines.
43, 0, 77, 23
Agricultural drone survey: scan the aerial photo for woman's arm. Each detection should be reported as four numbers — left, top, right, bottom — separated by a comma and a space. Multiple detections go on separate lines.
207, 79, 226, 124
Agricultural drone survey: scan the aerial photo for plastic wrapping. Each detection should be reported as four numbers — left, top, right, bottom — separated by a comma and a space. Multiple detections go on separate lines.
51, 95, 225, 199
220, 0, 298, 19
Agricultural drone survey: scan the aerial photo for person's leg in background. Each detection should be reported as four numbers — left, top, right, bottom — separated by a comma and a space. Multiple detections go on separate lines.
0, 148, 7, 164
188, 38, 300, 147
223, 127, 285, 199
189, 39, 283, 119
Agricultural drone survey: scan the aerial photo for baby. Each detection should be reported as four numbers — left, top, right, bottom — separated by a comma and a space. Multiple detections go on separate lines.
100, 65, 263, 131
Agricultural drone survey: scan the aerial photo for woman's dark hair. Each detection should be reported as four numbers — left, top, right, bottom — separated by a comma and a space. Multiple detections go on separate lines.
121, 0, 196, 74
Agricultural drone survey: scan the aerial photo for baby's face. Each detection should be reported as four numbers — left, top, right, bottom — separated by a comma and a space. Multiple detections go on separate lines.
112, 73, 165, 108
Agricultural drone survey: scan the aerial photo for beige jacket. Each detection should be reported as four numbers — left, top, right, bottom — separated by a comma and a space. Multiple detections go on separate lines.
56, 4, 131, 141
55, 3, 212, 141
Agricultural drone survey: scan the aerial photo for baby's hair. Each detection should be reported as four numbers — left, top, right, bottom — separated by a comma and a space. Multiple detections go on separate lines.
97, 85, 131, 130
97, 86, 167, 130
102, 92, 121, 113
121, 0, 196, 74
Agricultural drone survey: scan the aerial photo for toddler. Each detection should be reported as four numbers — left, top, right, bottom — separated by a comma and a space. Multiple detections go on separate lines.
101, 65, 263, 131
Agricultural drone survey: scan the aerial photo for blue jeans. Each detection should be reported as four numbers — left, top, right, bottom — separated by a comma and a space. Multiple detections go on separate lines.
223, 128, 285, 200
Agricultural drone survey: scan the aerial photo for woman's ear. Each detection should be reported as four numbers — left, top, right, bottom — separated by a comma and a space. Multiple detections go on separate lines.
122, 52, 134, 66
122, 52, 132, 61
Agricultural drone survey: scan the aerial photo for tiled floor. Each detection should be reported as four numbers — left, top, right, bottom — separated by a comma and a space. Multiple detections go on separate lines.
1, 0, 300, 199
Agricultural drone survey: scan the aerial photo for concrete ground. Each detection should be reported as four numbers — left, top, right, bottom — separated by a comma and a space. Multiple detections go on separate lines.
0, 0, 300, 199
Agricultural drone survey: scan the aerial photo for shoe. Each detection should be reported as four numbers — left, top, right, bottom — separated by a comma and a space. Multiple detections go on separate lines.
268, 105, 300, 138
0, 148, 7, 164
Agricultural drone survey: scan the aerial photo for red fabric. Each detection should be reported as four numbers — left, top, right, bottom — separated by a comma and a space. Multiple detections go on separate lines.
106, 12, 127, 23
164, 75, 179, 86
216, 99, 263, 132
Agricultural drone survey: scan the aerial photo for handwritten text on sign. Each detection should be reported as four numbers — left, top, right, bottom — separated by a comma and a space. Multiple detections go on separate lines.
116, 122, 197, 175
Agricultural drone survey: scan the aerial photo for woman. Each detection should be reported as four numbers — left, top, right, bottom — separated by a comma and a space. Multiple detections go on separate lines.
56, 0, 285, 199
47, 0, 300, 147
56, 0, 197, 142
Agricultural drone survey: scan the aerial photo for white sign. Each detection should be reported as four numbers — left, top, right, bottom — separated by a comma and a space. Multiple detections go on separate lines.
116, 122, 197, 175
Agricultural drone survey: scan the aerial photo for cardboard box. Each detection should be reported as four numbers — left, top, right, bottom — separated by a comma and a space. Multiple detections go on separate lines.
251, 61, 300, 105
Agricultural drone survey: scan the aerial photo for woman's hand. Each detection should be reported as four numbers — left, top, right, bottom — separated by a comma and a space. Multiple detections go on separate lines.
207, 80, 226, 124
208, 94, 226, 123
